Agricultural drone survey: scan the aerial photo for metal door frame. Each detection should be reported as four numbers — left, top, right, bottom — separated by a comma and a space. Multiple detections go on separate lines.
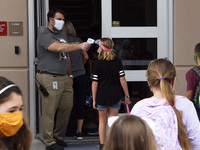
28, 0, 49, 138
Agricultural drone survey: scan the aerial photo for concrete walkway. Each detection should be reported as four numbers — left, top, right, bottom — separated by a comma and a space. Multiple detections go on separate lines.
31, 136, 99, 150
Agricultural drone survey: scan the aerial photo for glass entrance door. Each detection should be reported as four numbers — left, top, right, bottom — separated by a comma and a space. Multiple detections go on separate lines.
102, 0, 173, 82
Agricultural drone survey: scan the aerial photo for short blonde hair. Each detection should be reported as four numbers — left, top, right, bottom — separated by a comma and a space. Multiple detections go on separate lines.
98, 38, 115, 61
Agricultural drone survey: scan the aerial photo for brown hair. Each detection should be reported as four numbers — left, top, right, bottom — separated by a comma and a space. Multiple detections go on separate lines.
98, 38, 115, 61
0, 76, 32, 150
103, 115, 157, 150
194, 43, 200, 58
0, 122, 32, 150
147, 58, 191, 150
47, 8, 66, 23
0, 77, 22, 102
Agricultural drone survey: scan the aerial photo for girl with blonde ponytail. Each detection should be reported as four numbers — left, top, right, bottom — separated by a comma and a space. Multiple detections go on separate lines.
131, 58, 200, 150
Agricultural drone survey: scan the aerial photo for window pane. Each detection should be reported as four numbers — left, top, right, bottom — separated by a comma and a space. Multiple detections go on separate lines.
119, 81, 153, 113
112, 0, 157, 26
113, 38, 157, 70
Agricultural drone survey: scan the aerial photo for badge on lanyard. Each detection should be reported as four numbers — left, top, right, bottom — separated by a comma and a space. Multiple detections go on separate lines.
52, 81, 58, 89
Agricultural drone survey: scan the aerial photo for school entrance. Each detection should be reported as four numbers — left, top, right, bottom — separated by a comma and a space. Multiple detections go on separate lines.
30, 0, 173, 141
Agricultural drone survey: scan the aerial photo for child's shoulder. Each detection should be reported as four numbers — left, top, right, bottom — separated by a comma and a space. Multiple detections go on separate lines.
186, 66, 199, 76
175, 95, 193, 108
132, 97, 155, 110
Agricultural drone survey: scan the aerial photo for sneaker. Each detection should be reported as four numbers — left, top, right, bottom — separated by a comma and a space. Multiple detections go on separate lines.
87, 128, 99, 135
74, 132, 83, 140
56, 140, 68, 147
46, 143, 64, 150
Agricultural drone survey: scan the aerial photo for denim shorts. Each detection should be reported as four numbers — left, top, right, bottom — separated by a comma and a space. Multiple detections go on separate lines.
97, 100, 121, 110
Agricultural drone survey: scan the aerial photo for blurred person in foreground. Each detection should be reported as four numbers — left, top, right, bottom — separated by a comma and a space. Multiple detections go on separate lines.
104, 115, 157, 150
0, 76, 32, 150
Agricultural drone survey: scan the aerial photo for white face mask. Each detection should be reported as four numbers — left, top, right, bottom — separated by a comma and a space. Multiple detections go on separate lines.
53, 19, 65, 31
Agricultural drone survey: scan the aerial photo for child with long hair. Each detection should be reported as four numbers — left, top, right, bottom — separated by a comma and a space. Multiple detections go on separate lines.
92, 38, 130, 150
104, 115, 157, 150
131, 58, 197, 150
0, 76, 32, 150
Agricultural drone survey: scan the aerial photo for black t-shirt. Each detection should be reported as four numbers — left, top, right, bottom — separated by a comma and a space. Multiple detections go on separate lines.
92, 57, 125, 106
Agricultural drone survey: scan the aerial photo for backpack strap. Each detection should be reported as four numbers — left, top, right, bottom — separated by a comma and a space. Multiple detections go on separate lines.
192, 66, 200, 108
192, 66, 200, 77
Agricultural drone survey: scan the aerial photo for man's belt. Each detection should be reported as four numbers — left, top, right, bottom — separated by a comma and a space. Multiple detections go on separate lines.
37, 70, 65, 76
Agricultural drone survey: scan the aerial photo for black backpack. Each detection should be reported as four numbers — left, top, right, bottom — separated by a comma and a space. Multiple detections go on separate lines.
192, 66, 200, 119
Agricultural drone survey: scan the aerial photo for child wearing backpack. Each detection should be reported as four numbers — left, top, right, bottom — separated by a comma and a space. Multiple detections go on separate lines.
131, 58, 196, 150
186, 43, 200, 119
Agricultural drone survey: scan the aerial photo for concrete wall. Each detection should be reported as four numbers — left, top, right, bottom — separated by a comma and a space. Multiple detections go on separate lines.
174, 0, 200, 96
0, 0, 29, 122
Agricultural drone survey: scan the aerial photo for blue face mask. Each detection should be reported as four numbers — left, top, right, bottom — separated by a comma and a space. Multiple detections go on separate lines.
194, 54, 198, 64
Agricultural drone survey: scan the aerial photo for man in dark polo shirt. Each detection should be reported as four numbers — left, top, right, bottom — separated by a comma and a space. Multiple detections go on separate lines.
36, 8, 91, 150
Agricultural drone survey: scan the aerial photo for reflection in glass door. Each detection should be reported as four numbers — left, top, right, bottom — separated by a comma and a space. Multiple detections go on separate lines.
102, 0, 173, 111
102, 0, 173, 81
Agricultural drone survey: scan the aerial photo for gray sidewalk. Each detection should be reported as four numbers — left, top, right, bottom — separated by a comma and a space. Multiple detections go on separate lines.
30, 139, 46, 150
31, 136, 99, 150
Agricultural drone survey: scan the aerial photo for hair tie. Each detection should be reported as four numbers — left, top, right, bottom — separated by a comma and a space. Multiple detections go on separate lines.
160, 77, 165, 80
100, 44, 112, 52
172, 105, 176, 108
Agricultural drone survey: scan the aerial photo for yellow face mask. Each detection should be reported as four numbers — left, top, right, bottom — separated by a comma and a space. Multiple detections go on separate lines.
0, 111, 24, 137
